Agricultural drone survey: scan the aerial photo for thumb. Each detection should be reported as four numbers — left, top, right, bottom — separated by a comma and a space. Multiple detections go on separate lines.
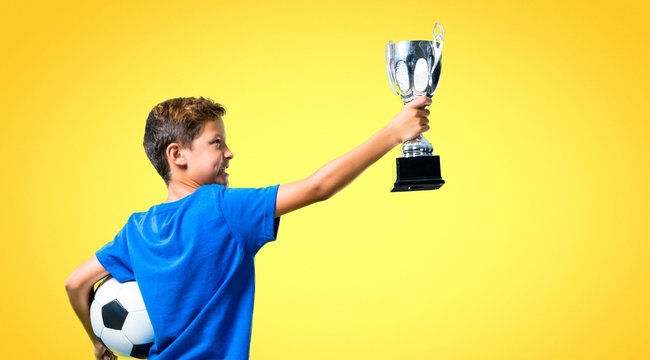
406, 95, 432, 109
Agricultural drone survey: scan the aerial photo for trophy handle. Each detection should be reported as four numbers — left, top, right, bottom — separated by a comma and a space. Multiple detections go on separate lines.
386, 41, 397, 95
431, 22, 444, 68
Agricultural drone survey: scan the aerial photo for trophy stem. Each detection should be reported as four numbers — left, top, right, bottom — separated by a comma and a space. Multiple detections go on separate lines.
402, 134, 434, 158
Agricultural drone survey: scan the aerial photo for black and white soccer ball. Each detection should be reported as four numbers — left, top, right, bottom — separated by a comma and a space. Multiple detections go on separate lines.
90, 277, 154, 358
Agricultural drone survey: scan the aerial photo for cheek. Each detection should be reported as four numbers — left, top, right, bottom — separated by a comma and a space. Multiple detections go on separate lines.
213, 152, 224, 165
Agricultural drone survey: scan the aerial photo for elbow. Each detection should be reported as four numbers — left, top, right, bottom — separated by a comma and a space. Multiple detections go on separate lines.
64, 273, 82, 294
314, 188, 332, 202
312, 180, 335, 202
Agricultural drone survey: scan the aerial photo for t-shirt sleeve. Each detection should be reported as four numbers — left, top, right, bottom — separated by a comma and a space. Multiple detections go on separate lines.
95, 225, 135, 282
219, 184, 281, 254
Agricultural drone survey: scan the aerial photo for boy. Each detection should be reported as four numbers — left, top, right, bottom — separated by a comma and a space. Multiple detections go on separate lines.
65, 95, 432, 359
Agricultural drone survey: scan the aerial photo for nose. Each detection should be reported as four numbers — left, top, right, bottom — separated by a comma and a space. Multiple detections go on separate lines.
224, 147, 234, 160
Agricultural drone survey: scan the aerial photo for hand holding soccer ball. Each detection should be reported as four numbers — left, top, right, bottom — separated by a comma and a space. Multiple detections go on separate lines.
94, 341, 117, 360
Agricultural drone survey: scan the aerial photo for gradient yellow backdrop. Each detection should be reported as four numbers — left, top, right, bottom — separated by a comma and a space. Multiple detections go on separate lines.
1, 0, 648, 358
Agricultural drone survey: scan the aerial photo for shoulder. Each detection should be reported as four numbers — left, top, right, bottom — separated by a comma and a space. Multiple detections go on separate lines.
125, 210, 148, 224
200, 184, 227, 195
203, 184, 279, 199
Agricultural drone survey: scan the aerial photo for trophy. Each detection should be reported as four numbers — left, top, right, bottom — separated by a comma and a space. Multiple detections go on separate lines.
386, 22, 445, 191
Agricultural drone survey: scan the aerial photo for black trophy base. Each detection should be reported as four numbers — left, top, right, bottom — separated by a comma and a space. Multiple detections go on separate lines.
392, 156, 445, 192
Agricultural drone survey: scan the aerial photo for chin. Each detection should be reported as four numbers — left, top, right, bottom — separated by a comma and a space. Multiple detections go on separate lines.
215, 177, 229, 187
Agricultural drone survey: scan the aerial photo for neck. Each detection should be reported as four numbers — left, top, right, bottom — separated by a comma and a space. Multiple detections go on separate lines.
165, 177, 201, 203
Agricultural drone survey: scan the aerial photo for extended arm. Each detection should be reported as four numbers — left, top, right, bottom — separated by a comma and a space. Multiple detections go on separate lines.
275, 96, 432, 217
65, 256, 117, 360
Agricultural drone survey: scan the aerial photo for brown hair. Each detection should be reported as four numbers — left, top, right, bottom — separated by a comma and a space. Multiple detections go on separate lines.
143, 97, 226, 184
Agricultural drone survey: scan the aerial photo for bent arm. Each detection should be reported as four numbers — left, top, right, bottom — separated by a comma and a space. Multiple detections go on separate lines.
275, 96, 432, 217
65, 256, 110, 346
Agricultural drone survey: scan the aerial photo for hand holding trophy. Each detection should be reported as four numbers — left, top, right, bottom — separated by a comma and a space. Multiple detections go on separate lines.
386, 22, 445, 191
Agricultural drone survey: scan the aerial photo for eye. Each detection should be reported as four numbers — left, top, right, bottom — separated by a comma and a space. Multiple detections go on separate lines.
212, 139, 221, 147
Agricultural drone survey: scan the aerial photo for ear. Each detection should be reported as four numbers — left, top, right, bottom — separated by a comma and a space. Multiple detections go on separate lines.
166, 143, 187, 166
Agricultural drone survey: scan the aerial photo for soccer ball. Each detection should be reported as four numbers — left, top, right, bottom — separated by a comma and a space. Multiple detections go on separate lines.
90, 277, 154, 358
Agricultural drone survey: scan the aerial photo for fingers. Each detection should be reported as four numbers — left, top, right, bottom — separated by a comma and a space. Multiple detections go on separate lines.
417, 108, 430, 118
406, 95, 432, 109
102, 349, 116, 360
418, 109, 430, 134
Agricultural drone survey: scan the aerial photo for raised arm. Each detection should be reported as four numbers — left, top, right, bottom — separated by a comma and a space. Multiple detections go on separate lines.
275, 96, 432, 217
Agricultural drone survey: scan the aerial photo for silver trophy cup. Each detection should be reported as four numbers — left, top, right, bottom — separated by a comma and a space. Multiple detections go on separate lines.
386, 22, 445, 191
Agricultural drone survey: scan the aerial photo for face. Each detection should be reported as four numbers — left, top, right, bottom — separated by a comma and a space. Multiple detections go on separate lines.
182, 117, 234, 186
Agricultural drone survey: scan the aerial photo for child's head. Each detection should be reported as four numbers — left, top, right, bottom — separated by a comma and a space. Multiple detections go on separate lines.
143, 97, 233, 186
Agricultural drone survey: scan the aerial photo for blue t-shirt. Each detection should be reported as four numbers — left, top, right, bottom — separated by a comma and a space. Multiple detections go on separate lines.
96, 184, 280, 359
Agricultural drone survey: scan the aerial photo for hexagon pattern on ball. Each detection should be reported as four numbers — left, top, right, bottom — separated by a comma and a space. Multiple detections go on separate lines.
90, 277, 154, 359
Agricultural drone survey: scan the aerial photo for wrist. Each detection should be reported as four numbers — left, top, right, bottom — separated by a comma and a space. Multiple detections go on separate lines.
380, 123, 404, 148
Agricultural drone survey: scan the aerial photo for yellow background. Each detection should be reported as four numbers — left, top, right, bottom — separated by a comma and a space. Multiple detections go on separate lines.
1, 0, 648, 358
